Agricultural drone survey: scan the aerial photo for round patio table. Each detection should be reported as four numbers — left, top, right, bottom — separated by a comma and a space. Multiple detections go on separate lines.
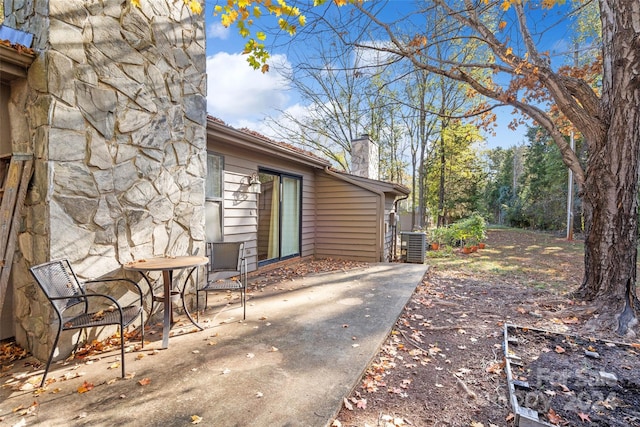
124, 256, 208, 349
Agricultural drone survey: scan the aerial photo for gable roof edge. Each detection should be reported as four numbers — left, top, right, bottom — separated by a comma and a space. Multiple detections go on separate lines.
207, 117, 330, 170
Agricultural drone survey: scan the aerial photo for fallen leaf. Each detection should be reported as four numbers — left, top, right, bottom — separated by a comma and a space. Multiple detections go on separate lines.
486, 360, 505, 374
505, 413, 515, 422
578, 412, 591, 422
554, 382, 571, 393
77, 381, 94, 393
343, 397, 353, 411
547, 408, 563, 424
191, 415, 203, 424
138, 378, 151, 386
555, 345, 566, 354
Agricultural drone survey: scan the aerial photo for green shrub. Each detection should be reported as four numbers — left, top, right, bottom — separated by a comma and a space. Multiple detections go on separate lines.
445, 214, 486, 247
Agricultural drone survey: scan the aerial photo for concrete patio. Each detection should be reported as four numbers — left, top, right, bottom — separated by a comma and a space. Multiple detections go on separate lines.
0, 263, 427, 427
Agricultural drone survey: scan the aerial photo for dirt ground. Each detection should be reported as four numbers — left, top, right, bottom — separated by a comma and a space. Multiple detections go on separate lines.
3, 228, 639, 427
332, 228, 640, 427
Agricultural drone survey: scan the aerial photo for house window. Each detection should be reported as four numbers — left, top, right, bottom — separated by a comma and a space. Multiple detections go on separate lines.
205, 152, 223, 242
257, 170, 301, 264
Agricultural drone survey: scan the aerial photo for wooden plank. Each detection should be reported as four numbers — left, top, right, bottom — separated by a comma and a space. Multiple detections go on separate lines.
0, 159, 21, 263
0, 158, 33, 318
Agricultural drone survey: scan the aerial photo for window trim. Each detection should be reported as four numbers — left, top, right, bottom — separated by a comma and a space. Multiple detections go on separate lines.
206, 151, 224, 202
205, 151, 224, 242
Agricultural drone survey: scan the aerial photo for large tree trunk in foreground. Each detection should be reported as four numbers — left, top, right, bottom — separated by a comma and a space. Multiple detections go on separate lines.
572, 0, 640, 336
576, 143, 640, 336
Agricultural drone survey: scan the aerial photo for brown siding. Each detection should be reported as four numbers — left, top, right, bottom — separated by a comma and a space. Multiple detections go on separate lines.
315, 173, 380, 262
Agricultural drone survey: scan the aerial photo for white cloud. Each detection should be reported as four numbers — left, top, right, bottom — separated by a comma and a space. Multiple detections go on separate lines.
207, 22, 229, 40
206, 52, 291, 124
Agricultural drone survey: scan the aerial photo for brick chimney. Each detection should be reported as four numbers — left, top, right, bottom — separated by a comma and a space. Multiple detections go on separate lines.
351, 134, 379, 180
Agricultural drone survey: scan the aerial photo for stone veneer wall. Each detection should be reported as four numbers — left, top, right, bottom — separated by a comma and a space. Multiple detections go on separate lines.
351, 135, 379, 180
4, 0, 206, 361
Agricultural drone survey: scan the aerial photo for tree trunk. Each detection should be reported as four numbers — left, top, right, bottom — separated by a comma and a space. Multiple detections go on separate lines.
437, 132, 446, 227
576, 144, 640, 335
572, 0, 640, 336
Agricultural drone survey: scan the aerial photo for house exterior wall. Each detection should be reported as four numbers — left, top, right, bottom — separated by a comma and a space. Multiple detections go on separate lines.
315, 173, 380, 262
208, 139, 317, 272
5, 1, 206, 360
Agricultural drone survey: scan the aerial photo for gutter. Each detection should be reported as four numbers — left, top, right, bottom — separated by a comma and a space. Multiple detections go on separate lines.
323, 166, 386, 262
0, 43, 35, 81
392, 193, 410, 260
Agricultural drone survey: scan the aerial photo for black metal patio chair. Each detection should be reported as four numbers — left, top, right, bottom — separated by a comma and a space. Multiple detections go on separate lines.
192, 242, 247, 321
29, 259, 145, 387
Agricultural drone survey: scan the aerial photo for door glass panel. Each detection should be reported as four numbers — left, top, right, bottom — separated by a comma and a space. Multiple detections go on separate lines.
257, 171, 301, 263
281, 177, 300, 258
258, 173, 279, 261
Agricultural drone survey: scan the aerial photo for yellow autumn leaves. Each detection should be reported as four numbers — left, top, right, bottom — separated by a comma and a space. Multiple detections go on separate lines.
488, 0, 563, 11
215, 1, 306, 36
131, 0, 202, 14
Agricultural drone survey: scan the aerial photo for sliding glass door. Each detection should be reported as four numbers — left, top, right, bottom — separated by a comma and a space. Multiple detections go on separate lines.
257, 170, 301, 264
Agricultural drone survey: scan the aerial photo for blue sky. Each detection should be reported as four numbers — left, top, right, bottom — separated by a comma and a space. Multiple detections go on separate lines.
201, 1, 580, 150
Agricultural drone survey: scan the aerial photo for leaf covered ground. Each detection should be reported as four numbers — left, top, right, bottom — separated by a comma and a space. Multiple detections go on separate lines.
332, 228, 639, 427
3, 228, 638, 426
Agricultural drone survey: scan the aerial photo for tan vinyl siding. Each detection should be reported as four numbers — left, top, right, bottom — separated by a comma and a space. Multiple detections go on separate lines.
208, 138, 317, 271
220, 171, 258, 269
315, 173, 380, 262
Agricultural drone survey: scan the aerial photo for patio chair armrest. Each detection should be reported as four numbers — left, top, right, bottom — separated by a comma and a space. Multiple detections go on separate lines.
85, 277, 145, 307
79, 292, 127, 310
48, 293, 129, 318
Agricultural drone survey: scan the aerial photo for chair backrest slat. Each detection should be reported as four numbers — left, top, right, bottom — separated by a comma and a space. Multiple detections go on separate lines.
30, 260, 85, 313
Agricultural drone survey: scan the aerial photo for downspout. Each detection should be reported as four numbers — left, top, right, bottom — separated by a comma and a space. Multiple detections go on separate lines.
323, 167, 386, 262
393, 194, 409, 261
